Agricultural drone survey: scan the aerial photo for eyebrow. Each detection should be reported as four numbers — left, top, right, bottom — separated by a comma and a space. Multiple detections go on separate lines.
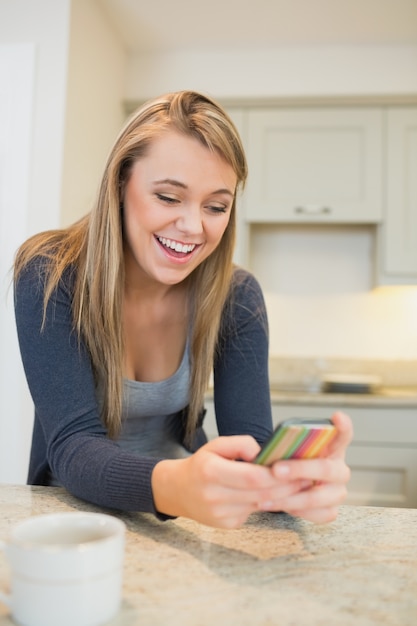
153, 178, 235, 197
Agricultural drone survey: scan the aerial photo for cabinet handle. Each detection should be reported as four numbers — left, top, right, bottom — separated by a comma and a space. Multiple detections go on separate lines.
294, 206, 332, 215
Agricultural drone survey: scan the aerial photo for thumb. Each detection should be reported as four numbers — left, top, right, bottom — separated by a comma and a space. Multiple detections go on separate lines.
203, 435, 261, 462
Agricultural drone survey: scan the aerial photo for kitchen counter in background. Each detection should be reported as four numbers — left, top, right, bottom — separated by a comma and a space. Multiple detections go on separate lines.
268, 356, 417, 407
269, 386, 417, 408
0, 485, 417, 625
206, 357, 417, 408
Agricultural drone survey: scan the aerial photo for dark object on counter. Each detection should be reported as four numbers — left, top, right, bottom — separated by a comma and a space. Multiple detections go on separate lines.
321, 374, 381, 394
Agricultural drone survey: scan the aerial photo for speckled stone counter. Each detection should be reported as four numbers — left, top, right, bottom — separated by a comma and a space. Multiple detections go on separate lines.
269, 387, 417, 408
268, 357, 417, 408
0, 485, 416, 625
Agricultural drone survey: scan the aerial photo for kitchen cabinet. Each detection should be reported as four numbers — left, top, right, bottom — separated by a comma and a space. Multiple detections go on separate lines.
225, 101, 417, 285
378, 107, 417, 284
203, 397, 417, 508
243, 107, 383, 224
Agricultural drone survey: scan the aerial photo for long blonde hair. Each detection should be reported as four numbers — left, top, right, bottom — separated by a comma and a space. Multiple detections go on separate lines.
14, 91, 248, 442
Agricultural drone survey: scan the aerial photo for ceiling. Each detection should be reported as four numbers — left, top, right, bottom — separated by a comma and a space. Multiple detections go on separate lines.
98, 0, 417, 53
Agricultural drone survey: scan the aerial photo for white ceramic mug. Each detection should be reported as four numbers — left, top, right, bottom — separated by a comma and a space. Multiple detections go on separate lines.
0, 511, 126, 626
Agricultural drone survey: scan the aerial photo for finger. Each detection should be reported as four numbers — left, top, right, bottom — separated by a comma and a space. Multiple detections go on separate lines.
186, 497, 256, 529
272, 455, 351, 485
279, 482, 348, 515
287, 506, 340, 524
327, 411, 353, 458
199, 452, 291, 492
213, 478, 313, 509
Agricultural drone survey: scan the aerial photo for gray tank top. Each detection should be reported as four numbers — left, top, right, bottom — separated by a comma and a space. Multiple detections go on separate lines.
47, 342, 191, 487
117, 341, 191, 459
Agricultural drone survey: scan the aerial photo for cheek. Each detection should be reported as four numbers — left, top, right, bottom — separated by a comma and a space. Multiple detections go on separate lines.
122, 207, 144, 251
122, 208, 134, 242
207, 214, 232, 243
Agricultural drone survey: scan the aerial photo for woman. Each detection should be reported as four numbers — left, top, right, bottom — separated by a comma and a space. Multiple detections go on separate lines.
14, 90, 352, 528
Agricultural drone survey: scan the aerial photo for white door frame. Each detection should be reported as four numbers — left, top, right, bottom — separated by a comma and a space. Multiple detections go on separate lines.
0, 44, 35, 483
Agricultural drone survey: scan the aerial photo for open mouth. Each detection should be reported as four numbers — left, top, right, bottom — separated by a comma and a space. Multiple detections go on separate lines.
156, 235, 198, 258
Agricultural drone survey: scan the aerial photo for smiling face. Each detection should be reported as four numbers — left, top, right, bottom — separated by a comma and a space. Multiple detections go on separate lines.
122, 130, 237, 290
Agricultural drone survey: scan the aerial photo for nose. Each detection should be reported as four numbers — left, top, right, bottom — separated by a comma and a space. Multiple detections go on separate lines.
175, 205, 204, 236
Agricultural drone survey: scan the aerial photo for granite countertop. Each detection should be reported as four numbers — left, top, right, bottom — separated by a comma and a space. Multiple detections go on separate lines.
0, 485, 416, 625
268, 357, 417, 408
269, 386, 417, 408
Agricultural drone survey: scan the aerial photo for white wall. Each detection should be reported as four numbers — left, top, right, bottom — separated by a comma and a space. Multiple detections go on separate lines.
0, 0, 71, 233
0, 1, 71, 483
265, 286, 417, 360
0, 44, 35, 483
251, 225, 417, 359
61, 0, 127, 225
125, 45, 417, 102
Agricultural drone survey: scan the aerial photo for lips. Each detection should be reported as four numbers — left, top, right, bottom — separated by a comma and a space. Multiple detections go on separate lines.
155, 235, 200, 259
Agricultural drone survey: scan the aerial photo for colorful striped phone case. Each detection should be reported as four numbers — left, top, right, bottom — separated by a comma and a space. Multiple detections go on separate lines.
254, 418, 337, 466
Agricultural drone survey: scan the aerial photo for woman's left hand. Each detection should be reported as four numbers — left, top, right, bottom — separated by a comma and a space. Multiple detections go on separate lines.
264, 411, 353, 523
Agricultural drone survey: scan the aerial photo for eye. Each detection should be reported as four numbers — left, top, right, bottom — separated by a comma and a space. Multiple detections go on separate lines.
207, 205, 228, 214
156, 193, 178, 204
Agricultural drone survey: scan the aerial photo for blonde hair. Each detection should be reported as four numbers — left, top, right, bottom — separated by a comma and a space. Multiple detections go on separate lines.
14, 91, 248, 442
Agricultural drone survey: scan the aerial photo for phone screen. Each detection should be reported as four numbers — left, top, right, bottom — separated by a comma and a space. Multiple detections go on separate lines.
254, 418, 337, 466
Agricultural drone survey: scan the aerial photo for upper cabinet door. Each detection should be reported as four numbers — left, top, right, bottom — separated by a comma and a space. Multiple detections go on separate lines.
245, 108, 383, 223
379, 107, 417, 284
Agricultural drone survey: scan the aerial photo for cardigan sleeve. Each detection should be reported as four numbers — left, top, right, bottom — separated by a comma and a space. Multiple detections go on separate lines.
213, 268, 273, 444
15, 260, 273, 514
14, 260, 163, 514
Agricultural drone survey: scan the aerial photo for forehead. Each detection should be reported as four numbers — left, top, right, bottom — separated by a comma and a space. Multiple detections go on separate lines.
133, 130, 236, 187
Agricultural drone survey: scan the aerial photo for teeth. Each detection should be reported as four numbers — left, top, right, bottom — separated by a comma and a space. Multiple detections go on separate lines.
157, 237, 196, 253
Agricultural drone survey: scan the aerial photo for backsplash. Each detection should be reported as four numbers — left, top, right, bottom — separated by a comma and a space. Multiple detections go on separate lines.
249, 225, 417, 361
269, 357, 417, 392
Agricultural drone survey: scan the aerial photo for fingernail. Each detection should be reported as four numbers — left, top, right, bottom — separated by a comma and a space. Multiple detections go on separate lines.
275, 463, 290, 476
259, 500, 274, 510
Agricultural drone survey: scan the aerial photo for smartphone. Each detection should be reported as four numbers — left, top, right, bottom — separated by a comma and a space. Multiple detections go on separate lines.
254, 418, 337, 466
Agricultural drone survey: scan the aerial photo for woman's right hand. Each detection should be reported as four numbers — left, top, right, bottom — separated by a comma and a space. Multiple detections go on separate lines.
152, 411, 352, 528
151, 435, 312, 529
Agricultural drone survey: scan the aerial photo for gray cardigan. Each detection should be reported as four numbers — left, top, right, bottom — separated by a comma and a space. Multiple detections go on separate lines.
14, 262, 273, 517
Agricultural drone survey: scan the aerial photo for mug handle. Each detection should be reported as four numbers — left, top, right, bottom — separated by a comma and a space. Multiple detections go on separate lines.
0, 540, 11, 607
